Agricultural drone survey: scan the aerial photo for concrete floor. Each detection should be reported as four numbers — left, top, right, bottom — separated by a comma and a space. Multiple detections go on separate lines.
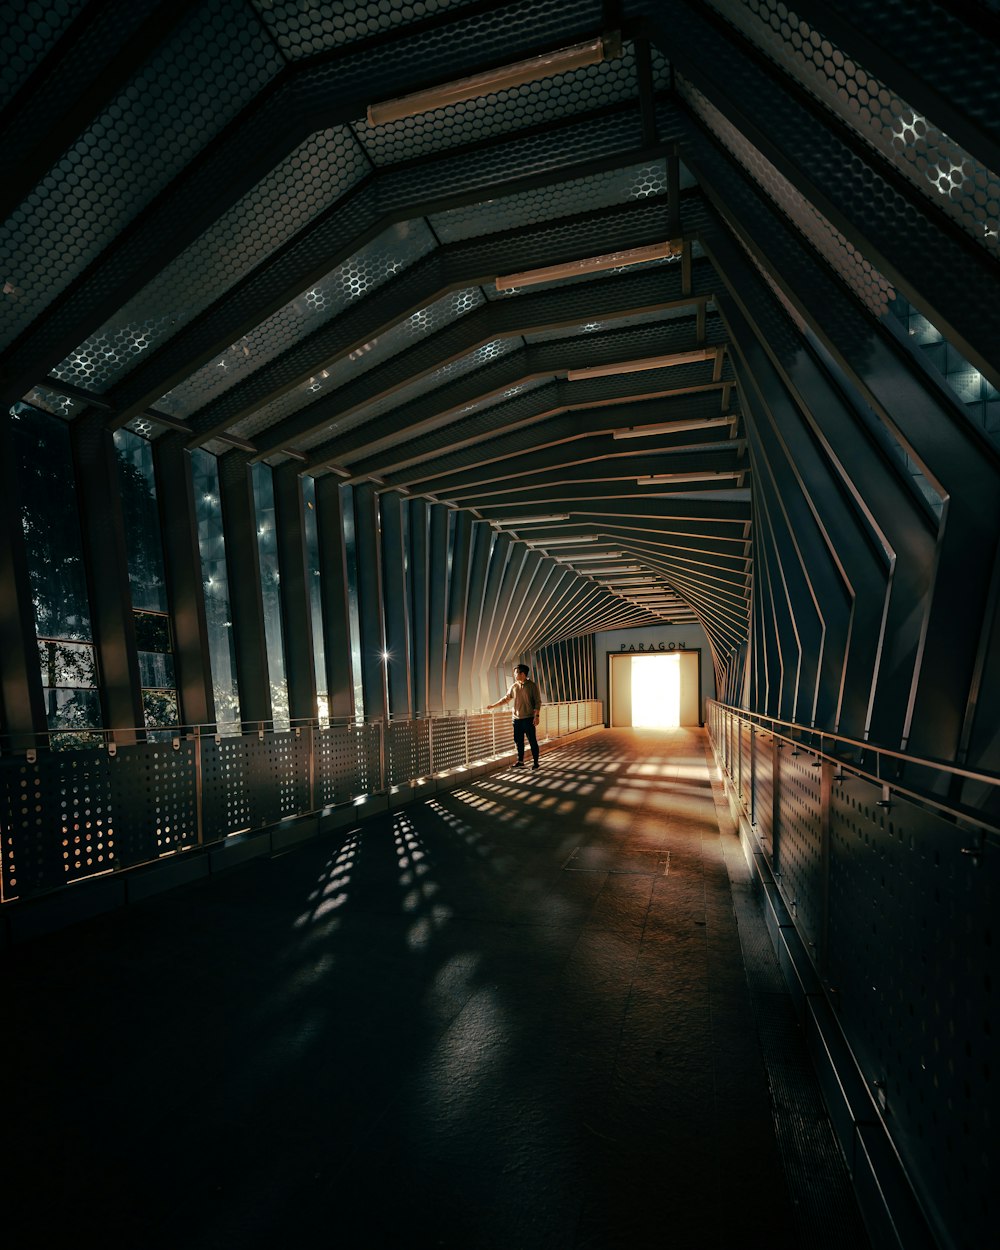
1, 728, 866, 1248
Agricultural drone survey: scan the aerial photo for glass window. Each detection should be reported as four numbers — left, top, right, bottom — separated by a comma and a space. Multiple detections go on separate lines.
113, 429, 168, 612
191, 449, 240, 731
13, 403, 93, 641
888, 294, 1000, 441
251, 462, 289, 730
12, 402, 101, 746
301, 475, 328, 725
341, 483, 364, 720
113, 429, 178, 732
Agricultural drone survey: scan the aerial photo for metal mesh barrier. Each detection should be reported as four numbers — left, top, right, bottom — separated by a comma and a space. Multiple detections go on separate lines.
708, 703, 997, 1249
706, 0, 1000, 262
427, 716, 466, 772
466, 714, 495, 764
0, 701, 598, 904
387, 720, 417, 788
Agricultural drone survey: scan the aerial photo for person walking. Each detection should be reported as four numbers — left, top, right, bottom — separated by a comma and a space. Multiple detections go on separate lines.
487, 663, 542, 768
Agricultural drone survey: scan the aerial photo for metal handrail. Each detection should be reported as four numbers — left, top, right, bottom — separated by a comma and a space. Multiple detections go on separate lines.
708, 700, 1000, 841
707, 699, 1000, 789
3, 700, 600, 756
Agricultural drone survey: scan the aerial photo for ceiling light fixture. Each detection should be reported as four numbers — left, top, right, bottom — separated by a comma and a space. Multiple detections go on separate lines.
367, 33, 618, 126
612, 415, 734, 440
495, 240, 679, 293
567, 347, 719, 382
555, 552, 623, 561
636, 470, 741, 485
524, 534, 599, 546
498, 514, 570, 525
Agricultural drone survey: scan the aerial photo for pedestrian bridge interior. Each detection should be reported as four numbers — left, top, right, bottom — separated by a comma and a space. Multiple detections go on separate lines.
0, 3, 996, 1249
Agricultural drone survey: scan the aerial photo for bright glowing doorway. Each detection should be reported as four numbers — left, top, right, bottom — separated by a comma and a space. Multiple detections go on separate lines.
608, 650, 701, 727
631, 653, 680, 728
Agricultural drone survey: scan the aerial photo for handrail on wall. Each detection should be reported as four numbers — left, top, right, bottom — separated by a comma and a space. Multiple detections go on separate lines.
707, 699, 1000, 842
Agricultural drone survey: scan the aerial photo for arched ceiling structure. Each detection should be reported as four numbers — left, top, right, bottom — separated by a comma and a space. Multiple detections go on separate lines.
4, 0, 1000, 744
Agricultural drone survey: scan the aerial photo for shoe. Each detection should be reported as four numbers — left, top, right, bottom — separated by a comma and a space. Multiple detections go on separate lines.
513, 759, 524, 767
532, 760, 539, 770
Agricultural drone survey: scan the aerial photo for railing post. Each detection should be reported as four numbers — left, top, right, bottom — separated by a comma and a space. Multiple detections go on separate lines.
464, 716, 470, 768
749, 723, 756, 828
194, 726, 204, 846
308, 721, 316, 813
819, 753, 833, 973
772, 734, 782, 873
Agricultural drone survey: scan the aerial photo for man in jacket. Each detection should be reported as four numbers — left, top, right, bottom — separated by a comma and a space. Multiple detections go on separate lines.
487, 664, 542, 768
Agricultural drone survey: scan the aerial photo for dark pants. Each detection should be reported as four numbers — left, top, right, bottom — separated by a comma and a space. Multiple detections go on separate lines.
513, 717, 539, 763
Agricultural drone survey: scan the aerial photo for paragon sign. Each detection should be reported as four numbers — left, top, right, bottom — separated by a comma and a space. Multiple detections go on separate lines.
618, 641, 687, 652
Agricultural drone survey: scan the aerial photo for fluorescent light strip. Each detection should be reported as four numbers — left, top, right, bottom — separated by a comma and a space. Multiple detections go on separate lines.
495, 240, 679, 292
499, 514, 570, 525
637, 470, 741, 485
567, 348, 719, 382
612, 416, 734, 440
524, 534, 599, 546
555, 552, 623, 561
368, 35, 613, 126
582, 565, 641, 574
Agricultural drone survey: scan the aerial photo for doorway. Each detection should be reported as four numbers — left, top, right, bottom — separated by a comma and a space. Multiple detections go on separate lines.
609, 650, 701, 727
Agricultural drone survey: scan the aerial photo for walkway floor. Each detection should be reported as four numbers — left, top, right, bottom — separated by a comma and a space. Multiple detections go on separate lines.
1, 728, 866, 1249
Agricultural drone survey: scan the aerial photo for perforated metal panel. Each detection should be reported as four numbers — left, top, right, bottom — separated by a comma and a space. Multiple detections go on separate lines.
773, 743, 824, 953
380, 108, 648, 216
739, 720, 752, 808
827, 772, 995, 1249
108, 742, 197, 862
429, 716, 466, 771
200, 735, 254, 838
315, 723, 380, 805
429, 159, 668, 243
257, 732, 312, 824
163, 219, 437, 421
524, 302, 688, 344
20, 385, 79, 421
679, 78, 896, 319
293, 337, 522, 452
219, 286, 484, 433
466, 713, 495, 762
751, 730, 774, 855
0, 0, 284, 353
0, 750, 115, 899
422, 375, 553, 426
0, 0, 91, 111
387, 720, 417, 786
54, 128, 372, 393
707, 0, 1000, 262
250, 0, 481, 56
200, 733, 311, 832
